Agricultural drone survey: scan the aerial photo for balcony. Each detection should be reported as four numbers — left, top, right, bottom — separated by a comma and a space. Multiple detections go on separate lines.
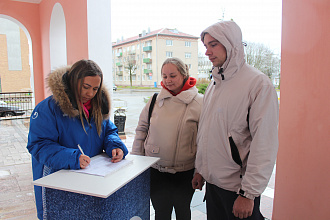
128, 50, 136, 55
116, 71, 123, 76
144, 69, 152, 74
143, 58, 152, 63
116, 62, 122, 66
143, 46, 152, 52
116, 52, 122, 57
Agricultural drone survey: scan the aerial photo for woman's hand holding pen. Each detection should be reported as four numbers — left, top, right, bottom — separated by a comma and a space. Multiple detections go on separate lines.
111, 148, 124, 163
78, 144, 90, 169
79, 155, 91, 169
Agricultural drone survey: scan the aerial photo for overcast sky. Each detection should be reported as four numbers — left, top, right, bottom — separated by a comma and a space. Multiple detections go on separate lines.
111, 0, 282, 55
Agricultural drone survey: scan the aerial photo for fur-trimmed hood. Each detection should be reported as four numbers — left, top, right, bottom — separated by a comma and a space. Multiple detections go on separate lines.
47, 66, 111, 119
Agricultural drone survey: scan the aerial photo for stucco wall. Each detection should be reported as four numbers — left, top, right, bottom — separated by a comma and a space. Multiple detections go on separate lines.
273, 0, 330, 219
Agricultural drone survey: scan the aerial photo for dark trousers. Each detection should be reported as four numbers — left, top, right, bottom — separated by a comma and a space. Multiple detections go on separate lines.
205, 183, 264, 220
150, 168, 195, 220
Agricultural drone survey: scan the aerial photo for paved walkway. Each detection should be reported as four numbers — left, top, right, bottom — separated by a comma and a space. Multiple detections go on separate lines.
0, 119, 36, 219
0, 119, 275, 219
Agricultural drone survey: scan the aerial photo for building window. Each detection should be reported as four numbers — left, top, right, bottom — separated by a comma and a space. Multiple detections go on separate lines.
185, 53, 191, 58
166, 51, 173, 58
143, 75, 145, 80
185, 41, 191, 47
166, 40, 173, 46
149, 75, 152, 80
188, 64, 192, 69
146, 40, 152, 46
137, 44, 140, 50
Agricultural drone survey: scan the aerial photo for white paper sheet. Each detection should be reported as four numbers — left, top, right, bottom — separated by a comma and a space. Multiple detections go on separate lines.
72, 153, 133, 177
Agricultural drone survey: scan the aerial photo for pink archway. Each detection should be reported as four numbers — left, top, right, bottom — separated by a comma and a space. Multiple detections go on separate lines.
0, 0, 44, 103
0, 0, 89, 103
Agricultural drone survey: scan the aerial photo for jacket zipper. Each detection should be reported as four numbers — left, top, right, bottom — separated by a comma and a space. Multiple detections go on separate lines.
84, 117, 92, 155
173, 103, 188, 167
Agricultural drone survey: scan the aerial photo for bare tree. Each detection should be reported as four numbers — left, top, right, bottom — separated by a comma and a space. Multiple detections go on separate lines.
244, 42, 281, 79
124, 54, 137, 87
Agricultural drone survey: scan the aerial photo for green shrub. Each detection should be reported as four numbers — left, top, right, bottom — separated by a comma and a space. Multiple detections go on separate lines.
196, 78, 210, 94
196, 83, 209, 94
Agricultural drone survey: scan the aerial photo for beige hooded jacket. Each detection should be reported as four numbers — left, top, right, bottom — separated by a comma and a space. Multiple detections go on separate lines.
195, 21, 279, 199
132, 86, 203, 173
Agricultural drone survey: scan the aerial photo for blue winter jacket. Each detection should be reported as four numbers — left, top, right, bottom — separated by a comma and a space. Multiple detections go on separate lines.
27, 66, 128, 219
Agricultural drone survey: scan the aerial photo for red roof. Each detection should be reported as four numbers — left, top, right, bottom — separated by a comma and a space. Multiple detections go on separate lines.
112, 28, 199, 46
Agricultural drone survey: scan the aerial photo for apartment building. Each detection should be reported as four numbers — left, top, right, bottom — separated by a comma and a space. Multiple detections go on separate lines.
112, 28, 199, 87
0, 18, 31, 92
198, 53, 212, 79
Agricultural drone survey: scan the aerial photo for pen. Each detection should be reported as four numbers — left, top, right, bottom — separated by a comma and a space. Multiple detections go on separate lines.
77, 144, 85, 155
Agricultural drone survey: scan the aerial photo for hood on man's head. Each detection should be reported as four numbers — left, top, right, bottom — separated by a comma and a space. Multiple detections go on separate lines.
201, 20, 246, 77
201, 20, 243, 53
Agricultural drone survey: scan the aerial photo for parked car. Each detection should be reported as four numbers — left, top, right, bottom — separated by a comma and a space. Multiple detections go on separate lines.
113, 83, 117, 91
0, 101, 25, 117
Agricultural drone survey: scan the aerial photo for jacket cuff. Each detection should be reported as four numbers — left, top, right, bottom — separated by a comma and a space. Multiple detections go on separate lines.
237, 188, 256, 200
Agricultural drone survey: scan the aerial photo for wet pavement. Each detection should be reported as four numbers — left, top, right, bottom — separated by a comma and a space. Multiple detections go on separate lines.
0, 119, 37, 220
0, 89, 275, 219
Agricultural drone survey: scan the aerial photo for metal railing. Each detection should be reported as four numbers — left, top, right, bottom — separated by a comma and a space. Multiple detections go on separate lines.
0, 92, 34, 120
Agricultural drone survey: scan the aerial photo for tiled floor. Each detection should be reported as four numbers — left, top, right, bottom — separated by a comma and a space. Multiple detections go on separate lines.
0, 119, 275, 219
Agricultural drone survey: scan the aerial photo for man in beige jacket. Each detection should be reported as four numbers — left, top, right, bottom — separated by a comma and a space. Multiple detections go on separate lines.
192, 21, 279, 220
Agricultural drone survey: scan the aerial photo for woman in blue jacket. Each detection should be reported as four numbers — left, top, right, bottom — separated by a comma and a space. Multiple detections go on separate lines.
27, 59, 128, 219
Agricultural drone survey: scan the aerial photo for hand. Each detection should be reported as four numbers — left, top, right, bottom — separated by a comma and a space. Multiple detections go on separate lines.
79, 155, 91, 169
111, 148, 124, 163
232, 195, 254, 219
192, 173, 205, 190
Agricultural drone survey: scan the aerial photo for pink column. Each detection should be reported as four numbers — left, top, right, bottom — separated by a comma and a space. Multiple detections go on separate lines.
272, 0, 330, 219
